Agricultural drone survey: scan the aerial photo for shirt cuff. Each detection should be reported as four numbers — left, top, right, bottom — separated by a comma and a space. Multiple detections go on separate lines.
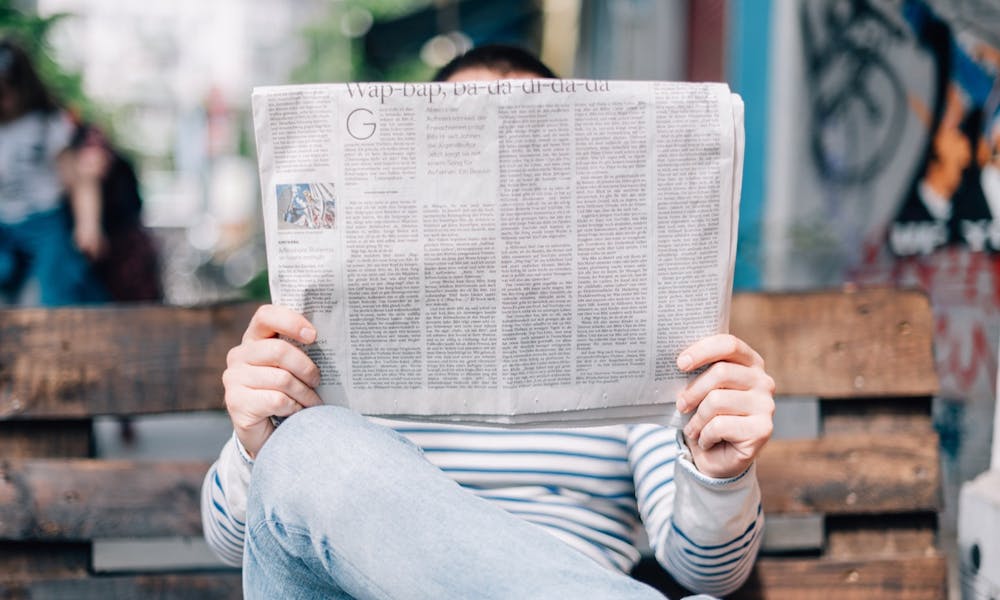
675, 427, 755, 488
232, 431, 256, 468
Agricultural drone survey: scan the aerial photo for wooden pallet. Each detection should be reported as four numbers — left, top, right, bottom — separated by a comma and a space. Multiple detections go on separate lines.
0, 289, 945, 598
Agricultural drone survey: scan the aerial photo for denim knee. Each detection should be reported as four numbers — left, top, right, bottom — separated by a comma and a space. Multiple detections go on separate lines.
259, 405, 371, 463
248, 406, 416, 521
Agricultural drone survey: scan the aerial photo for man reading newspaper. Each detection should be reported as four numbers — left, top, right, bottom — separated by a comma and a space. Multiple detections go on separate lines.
203, 46, 774, 599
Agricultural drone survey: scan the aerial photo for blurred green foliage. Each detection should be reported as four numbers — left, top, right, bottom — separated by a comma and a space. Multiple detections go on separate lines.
241, 267, 271, 302
358, 0, 433, 21
0, 0, 99, 122
293, 0, 434, 85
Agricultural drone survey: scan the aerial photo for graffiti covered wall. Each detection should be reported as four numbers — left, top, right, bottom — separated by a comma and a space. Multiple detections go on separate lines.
766, 0, 1000, 580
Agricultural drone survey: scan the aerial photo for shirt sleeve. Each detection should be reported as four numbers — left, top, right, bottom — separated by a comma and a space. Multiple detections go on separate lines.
201, 431, 255, 567
46, 112, 75, 158
627, 424, 763, 597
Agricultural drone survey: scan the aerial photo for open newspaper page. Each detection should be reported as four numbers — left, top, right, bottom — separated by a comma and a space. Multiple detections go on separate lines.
252, 79, 743, 426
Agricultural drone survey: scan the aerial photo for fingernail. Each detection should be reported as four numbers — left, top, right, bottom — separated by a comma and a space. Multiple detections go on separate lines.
683, 424, 693, 438
677, 354, 692, 370
300, 327, 316, 343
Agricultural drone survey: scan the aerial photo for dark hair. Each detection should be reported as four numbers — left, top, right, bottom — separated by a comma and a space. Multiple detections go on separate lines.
0, 38, 58, 116
433, 44, 557, 82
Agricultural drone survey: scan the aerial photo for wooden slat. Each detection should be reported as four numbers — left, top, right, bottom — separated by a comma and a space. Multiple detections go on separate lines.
0, 460, 207, 540
825, 514, 938, 559
0, 430, 941, 540
0, 573, 242, 599
0, 543, 90, 582
5, 557, 947, 600
734, 555, 947, 599
0, 416, 95, 584
0, 303, 257, 419
0, 289, 937, 416
758, 432, 940, 515
634, 554, 947, 599
822, 398, 934, 435
0, 433, 940, 541
731, 288, 938, 398
0, 421, 92, 458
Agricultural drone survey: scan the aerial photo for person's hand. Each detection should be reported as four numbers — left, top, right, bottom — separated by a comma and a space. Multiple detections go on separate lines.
75, 144, 110, 180
675, 334, 775, 479
65, 144, 111, 260
73, 222, 107, 260
223, 305, 323, 458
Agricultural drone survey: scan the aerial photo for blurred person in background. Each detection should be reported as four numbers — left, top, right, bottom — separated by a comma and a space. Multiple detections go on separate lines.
63, 123, 163, 303
0, 37, 108, 306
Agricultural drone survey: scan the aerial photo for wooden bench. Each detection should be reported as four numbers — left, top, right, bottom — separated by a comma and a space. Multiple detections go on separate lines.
0, 288, 945, 598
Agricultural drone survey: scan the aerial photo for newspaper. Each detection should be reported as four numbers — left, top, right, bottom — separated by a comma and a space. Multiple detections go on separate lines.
251, 79, 744, 426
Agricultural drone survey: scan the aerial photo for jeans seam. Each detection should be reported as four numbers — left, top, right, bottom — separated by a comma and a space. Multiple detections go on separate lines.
249, 518, 397, 600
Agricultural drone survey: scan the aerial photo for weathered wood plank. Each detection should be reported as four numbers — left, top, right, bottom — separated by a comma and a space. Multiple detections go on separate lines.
635, 555, 947, 599
0, 302, 257, 419
825, 514, 938, 559
758, 433, 940, 515
0, 573, 242, 600
5, 558, 947, 600
0, 431, 940, 540
0, 289, 937, 417
0, 421, 92, 458
822, 398, 934, 435
0, 460, 206, 540
0, 543, 90, 582
730, 288, 938, 398
733, 555, 947, 599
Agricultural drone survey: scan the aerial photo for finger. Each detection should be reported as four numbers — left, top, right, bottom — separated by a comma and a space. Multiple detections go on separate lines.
227, 385, 311, 422
683, 388, 771, 442
697, 414, 773, 452
244, 304, 317, 344
678, 362, 753, 413
677, 334, 764, 372
228, 338, 321, 387
226, 365, 323, 409
677, 362, 773, 413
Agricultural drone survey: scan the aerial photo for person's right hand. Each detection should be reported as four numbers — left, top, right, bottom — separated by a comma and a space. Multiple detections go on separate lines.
223, 305, 323, 458
73, 221, 108, 260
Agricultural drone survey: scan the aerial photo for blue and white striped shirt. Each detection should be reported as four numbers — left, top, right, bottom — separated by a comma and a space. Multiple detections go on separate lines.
203, 420, 762, 596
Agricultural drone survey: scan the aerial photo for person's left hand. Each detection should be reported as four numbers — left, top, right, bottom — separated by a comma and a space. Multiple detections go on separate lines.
675, 334, 775, 479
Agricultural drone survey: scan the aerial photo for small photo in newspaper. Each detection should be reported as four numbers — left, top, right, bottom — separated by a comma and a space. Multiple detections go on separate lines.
277, 182, 337, 230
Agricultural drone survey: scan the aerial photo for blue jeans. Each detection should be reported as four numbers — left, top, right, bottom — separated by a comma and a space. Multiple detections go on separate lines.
0, 209, 107, 306
244, 406, 680, 599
